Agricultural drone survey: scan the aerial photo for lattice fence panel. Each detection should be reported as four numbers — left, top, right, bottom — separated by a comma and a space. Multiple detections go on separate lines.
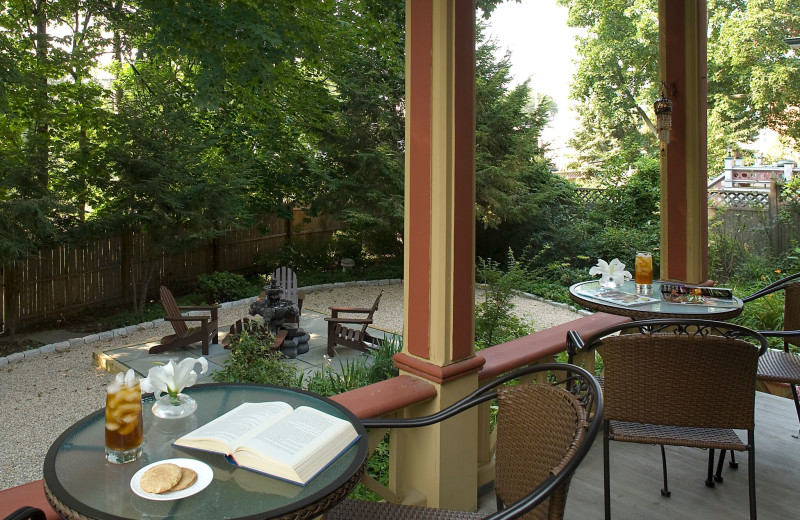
707, 190, 769, 208
782, 185, 800, 205
573, 188, 616, 205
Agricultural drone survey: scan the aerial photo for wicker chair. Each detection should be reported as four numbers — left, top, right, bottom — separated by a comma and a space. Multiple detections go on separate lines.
325, 362, 603, 520
567, 319, 767, 520
742, 272, 800, 435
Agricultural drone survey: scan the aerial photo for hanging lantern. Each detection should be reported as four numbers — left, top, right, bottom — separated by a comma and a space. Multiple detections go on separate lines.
653, 93, 673, 144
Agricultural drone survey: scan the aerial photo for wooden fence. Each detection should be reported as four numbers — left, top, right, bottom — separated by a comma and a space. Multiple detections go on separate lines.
1, 209, 340, 334
707, 181, 800, 254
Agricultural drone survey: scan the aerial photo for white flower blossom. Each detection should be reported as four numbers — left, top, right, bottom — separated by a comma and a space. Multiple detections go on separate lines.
589, 258, 632, 288
141, 357, 208, 399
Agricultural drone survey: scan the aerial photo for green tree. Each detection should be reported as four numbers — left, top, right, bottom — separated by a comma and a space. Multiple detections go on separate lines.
560, 0, 800, 173
312, 0, 406, 256
0, 0, 119, 265
475, 26, 557, 229
558, 0, 660, 169
91, 57, 261, 311
707, 0, 800, 169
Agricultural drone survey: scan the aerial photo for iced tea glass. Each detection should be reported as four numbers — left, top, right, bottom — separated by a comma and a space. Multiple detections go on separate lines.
634, 252, 653, 295
105, 372, 143, 463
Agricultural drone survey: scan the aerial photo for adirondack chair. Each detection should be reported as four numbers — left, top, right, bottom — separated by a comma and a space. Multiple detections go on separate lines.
325, 290, 383, 357
272, 266, 304, 324
150, 286, 220, 356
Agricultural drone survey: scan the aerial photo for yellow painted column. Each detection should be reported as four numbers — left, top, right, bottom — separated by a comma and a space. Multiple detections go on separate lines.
658, 0, 709, 284
392, 0, 481, 510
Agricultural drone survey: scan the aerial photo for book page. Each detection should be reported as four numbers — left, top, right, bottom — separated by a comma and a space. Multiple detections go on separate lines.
176, 401, 293, 452
241, 406, 350, 463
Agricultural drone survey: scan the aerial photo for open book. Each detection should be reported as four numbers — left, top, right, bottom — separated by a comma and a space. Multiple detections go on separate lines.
660, 284, 738, 307
173, 402, 359, 485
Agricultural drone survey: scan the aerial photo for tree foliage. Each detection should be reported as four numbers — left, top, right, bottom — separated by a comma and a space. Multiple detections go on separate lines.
557, 0, 660, 169
1, 0, 540, 309
560, 0, 800, 172
707, 0, 800, 168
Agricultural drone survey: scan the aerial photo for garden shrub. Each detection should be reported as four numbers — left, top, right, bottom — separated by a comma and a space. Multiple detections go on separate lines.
275, 241, 338, 274
300, 335, 402, 503
212, 331, 301, 388
475, 253, 535, 350
303, 335, 402, 396
196, 271, 252, 303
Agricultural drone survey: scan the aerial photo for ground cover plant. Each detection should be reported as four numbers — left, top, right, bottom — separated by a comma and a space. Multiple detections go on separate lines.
475, 254, 535, 349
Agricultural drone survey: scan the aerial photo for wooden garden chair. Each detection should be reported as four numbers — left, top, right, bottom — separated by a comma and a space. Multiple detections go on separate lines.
150, 286, 220, 356
272, 266, 304, 325
325, 290, 383, 357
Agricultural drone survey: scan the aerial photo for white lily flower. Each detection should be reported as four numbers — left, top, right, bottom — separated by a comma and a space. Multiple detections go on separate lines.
141, 357, 208, 400
589, 258, 632, 288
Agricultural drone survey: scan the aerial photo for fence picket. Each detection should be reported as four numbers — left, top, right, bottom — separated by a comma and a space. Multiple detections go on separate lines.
2, 210, 339, 332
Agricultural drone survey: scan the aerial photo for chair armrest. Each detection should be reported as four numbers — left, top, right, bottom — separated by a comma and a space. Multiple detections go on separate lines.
758, 330, 800, 338
4, 507, 46, 520
325, 317, 373, 325
164, 316, 210, 323
743, 272, 800, 302
177, 305, 221, 311
328, 306, 372, 313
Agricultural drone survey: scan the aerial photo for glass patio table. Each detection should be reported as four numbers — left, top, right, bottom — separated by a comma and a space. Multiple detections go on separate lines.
569, 280, 744, 321
43, 383, 367, 520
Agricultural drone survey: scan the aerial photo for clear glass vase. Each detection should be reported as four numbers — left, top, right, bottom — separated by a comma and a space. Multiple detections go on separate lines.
152, 393, 197, 419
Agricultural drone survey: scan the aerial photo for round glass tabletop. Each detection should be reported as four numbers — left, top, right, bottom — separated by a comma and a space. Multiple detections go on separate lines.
569, 280, 743, 321
43, 383, 367, 520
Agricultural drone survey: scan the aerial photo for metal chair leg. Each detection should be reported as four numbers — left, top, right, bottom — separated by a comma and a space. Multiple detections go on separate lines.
791, 383, 800, 437
748, 431, 757, 520
714, 449, 726, 483
705, 449, 716, 487
659, 444, 671, 497
729, 450, 738, 469
604, 421, 612, 520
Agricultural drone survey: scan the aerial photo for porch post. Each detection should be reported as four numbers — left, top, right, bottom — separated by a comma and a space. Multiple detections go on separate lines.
658, 0, 709, 283
393, 0, 481, 510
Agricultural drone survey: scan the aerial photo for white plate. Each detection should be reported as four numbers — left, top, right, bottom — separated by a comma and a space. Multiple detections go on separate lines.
130, 458, 213, 501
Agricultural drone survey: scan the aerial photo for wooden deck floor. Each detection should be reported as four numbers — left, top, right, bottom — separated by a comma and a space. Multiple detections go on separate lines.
563, 391, 800, 519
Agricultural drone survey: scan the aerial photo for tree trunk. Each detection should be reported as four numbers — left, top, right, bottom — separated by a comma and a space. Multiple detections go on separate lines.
113, 2, 124, 111
3, 266, 18, 338
32, 0, 50, 190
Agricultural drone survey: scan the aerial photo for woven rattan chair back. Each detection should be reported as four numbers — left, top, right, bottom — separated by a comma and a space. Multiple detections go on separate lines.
601, 332, 759, 430
494, 384, 588, 520
324, 363, 602, 520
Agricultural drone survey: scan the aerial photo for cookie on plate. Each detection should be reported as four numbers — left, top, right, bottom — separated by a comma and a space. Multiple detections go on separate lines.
170, 467, 198, 491
140, 463, 182, 494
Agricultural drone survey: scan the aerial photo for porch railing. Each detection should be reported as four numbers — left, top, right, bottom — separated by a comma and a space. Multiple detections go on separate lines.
330, 312, 630, 506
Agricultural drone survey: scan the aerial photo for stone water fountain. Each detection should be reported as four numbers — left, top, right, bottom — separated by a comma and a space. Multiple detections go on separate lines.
248, 279, 310, 358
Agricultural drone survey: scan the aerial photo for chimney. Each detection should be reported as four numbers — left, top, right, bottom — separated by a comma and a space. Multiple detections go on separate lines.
724, 155, 734, 187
